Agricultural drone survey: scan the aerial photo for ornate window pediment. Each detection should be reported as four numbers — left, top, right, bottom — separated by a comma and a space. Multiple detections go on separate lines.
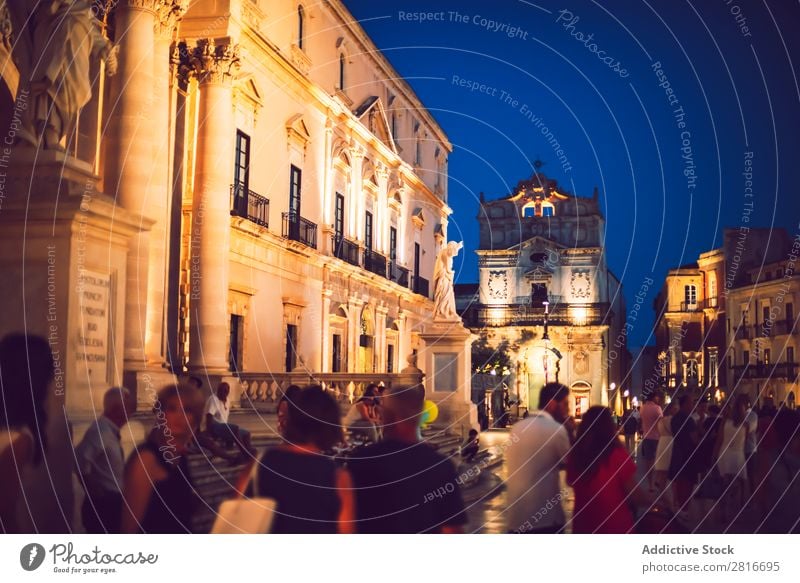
286, 114, 311, 151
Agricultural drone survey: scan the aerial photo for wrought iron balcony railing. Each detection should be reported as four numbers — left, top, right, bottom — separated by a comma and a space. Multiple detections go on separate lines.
413, 275, 430, 298
281, 212, 317, 248
230, 184, 269, 227
331, 234, 360, 266
732, 362, 798, 380
461, 302, 612, 328
364, 249, 388, 278
391, 264, 410, 288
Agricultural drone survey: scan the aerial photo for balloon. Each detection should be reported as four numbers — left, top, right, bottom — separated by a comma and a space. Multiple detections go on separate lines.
420, 400, 439, 426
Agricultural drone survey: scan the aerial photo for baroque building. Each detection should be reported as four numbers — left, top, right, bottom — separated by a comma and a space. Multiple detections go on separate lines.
653, 227, 798, 408
0, 0, 451, 406
459, 171, 628, 418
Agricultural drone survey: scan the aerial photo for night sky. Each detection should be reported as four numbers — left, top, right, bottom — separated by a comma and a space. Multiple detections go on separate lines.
344, 0, 800, 349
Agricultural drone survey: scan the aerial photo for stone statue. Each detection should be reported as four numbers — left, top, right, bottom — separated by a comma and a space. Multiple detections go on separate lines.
7, 0, 117, 151
433, 240, 463, 321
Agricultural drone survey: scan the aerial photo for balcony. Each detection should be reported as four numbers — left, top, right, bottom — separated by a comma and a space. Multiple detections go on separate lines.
230, 184, 269, 227
413, 275, 430, 298
461, 302, 612, 328
732, 362, 798, 380
680, 301, 700, 312
364, 249, 388, 278
332, 235, 360, 266
703, 296, 719, 309
759, 319, 797, 337
390, 264, 410, 288
281, 212, 317, 248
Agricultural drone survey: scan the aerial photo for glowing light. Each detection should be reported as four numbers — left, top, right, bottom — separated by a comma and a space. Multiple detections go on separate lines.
610, 382, 616, 391
570, 305, 588, 325
623, 389, 630, 398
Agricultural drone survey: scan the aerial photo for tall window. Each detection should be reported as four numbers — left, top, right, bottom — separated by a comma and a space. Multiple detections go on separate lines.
389, 226, 397, 264
414, 242, 420, 279
391, 112, 397, 139
708, 272, 717, 299
787, 302, 794, 323
743, 350, 750, 365
415, 135, 421, 165
709, 352, 719, 387
334, 193, 345, 241
287, 165, 302, 241
297, 5, 305, 49
788, 347, 795, 363
332, 333, 342, 372
387, 344, 395, 373
764, 348, 771, 365
338, 53, 345, 90
229, 315, 243, 372
286, 324, 298, 372
364, 211, 373, 251
763, 305, 770, 326
233, 130, 250, 213
684, 284, 697, 307
289, 165, 302, 216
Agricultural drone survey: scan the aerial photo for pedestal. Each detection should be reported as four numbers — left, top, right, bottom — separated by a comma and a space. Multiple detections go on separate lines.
0, 148, 149, 531
419, 320, 478, 433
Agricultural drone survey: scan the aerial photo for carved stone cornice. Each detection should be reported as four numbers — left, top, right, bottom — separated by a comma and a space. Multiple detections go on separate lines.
154, 0, 187, 40
179, 38, 240, 86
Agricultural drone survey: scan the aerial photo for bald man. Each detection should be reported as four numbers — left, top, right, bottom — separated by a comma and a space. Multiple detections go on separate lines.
75, 387, 133, 533
347, 384, 467, 533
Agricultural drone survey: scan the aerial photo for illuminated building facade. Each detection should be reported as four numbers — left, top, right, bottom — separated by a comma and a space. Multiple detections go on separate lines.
459, 171, 628, 417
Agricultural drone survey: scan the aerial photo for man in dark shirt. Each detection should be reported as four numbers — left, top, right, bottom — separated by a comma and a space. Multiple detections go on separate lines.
348, 384, 468, 533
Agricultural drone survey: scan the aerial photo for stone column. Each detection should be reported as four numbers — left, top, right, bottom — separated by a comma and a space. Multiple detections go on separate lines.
396, 308, 409, 369
104, 0, 158, 378
186, 38, 240, 373
144, 1, 185, 368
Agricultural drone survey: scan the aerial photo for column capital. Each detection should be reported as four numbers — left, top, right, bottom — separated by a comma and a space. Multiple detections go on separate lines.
179, 38, 240, 86
154, 0, 187, 40
120, 0, 166, 14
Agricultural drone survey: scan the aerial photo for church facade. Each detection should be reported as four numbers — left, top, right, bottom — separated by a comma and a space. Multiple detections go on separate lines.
459, 171, 628, 417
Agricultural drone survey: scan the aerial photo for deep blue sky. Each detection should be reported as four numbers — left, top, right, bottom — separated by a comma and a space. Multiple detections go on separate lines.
344, 0, 800, 348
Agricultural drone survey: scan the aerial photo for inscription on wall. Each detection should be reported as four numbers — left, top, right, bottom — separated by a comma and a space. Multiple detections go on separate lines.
76, 271, 111, 382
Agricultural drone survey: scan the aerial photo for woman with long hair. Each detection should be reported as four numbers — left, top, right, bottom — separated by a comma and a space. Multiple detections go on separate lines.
258, 386, 355, 533
0, 334, 54, 532
567, 406, 644, 533
120, 383, 205, 533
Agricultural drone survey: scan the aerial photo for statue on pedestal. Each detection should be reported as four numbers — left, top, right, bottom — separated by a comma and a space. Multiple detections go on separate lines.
432, 240, 463, 321
7, 0, 117, 151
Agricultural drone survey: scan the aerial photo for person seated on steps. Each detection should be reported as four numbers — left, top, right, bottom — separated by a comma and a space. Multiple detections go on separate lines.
460, 429, 480, 462
201, 383, 255, 463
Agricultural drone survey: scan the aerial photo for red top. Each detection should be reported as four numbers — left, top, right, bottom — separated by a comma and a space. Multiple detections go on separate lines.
568, 446, 636, 534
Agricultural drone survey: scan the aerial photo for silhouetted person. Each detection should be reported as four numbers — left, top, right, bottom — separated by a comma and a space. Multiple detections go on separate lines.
348, 384, 467, 533
257, 386, 354, 533
120, 383, 204, 533
75, 387, 133, 533
568, 406, 643, 533
0, 334, 53, 532
506, 383, 571, 533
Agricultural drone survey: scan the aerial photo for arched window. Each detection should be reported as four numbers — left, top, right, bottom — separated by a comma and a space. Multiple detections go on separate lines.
338, 53, 345, 90
298, 6, 305, 50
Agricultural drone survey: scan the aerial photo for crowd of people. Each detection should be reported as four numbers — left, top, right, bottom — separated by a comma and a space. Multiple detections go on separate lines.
2, 332, 799, 534
622, 390, 800, 532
